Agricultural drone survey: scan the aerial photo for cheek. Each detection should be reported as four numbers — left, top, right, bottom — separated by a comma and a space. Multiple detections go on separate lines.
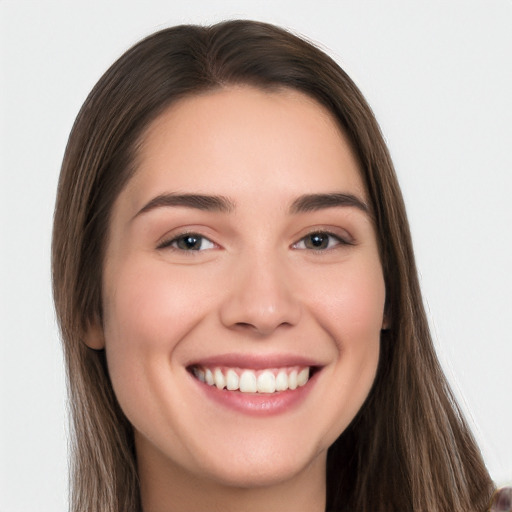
101, 260, 215, 397
104, 260, 211, 346
302, 257, 385, 433
306, 257, 386, 346
101, 259, 223, 443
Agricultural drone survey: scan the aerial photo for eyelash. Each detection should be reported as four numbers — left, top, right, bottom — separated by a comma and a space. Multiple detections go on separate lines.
158, 230, 352, 253
291, 230, 353, 251
157, 232, 216, 252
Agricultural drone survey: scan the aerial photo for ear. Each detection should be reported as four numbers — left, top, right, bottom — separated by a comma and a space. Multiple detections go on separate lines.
83, 319, 106, 350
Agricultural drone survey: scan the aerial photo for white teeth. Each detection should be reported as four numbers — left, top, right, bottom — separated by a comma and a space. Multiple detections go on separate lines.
257, 370, 276, 393
193, 367, 205, 382
193, 366, 312, 393
297, 367, 309, 386
226, 369, 239, 391
214, 368, 226, 390
275, 370, 289, 391
239, 370, 258, 393
288, 369, 298, 390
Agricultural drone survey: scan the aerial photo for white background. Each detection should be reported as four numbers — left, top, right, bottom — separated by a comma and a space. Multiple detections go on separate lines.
1, 1, 511, 510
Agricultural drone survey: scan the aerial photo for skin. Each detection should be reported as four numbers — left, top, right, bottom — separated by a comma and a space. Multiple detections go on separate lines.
86, 86, 387, 512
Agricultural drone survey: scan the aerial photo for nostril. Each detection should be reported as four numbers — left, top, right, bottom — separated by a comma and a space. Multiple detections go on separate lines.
235, 322, 253, 329
233, 319, 294, 337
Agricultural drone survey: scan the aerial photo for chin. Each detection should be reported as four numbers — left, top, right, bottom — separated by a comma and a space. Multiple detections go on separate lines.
192, 437, 325, 489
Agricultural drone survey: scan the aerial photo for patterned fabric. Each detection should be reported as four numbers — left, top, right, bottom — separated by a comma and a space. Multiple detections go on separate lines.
489, 487, 512, 512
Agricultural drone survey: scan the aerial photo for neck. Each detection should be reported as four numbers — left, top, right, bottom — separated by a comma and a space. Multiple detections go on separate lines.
137, 440, 327, 512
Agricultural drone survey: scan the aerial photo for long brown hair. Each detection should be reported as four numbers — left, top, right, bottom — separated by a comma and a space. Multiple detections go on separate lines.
52, 20, 494, 512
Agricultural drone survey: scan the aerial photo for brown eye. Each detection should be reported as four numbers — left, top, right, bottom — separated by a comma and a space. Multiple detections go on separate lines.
293, 231, 347, 251
159, 233, 215, 251
304, 233, 330, 249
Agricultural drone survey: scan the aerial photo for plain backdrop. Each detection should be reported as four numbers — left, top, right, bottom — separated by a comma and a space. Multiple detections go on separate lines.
1, 1, 511, 511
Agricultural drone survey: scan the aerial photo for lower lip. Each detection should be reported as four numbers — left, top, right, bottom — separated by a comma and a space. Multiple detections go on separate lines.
190, 370, 319, 416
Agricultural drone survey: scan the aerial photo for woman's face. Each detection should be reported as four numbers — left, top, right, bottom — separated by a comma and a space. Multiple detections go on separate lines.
91, 86, 386, 488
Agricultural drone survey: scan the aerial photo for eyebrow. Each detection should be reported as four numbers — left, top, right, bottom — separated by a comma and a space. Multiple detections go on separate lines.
289, 193, 370, 215
134, 193, 235, 218
134, 191, 370, 219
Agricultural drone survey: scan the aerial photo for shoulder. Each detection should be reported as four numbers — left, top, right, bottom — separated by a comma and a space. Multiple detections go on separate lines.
489, 487, 512, 511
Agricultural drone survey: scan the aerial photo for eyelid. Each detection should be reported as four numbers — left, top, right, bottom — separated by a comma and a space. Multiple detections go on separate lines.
291, 229, 355, 251
155, 226, 354, 253
157, 230, 218, 251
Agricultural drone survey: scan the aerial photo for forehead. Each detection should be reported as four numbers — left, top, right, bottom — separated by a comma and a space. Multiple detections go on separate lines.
122, 86, 367, 212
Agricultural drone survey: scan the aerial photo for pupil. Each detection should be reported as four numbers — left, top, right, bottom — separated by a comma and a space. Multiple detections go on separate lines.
310, 233, 327, 248
180, 235, 200, 250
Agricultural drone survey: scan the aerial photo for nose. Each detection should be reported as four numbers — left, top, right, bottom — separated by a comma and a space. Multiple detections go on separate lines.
219, 252, 302, 337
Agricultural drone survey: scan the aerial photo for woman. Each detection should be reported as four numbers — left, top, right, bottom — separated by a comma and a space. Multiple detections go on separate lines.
52, 20, 499, 511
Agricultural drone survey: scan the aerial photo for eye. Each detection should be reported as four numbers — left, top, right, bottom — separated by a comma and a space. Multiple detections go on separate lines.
158, 233, 216, 251
293, 231, 349, 251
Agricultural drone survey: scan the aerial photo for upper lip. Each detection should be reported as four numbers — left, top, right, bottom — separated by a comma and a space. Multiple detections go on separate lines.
187, 353, 323, 370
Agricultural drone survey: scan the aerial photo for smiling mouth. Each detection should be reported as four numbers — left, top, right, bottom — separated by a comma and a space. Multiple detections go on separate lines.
188, 365, 317, 394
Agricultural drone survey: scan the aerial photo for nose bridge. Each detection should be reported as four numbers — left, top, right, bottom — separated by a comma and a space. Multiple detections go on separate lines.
219, 245, 301, 335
